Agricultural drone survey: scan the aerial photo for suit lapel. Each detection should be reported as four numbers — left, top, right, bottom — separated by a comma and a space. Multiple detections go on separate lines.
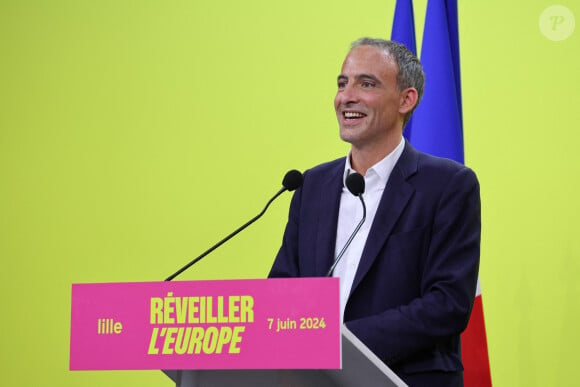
350, 143, 419, 293
314, 159, 345, 276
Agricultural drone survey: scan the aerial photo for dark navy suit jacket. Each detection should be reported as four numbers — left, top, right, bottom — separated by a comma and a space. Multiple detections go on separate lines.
269, 142, 480, 381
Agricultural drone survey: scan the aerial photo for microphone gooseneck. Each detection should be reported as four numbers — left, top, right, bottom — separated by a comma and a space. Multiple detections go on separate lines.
326, 172, 366, 277
165, 169, 304, 281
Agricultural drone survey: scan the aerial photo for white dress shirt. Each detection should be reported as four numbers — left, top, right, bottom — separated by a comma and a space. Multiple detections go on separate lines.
333, 137, 405, 322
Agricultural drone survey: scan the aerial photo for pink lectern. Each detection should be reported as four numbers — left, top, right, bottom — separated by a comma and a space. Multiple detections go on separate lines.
70, 277, 406, 386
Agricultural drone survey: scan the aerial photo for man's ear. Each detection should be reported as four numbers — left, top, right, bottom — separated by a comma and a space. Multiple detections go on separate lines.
399, 87, 418, 115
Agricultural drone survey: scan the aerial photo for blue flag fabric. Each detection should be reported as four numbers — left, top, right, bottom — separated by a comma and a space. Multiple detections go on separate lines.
391, 0, 417, 54
408, 0, 464, 164
390, 0, 417, 140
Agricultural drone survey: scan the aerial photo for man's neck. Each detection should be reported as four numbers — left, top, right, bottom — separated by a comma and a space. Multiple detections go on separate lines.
349, 134, 403, 176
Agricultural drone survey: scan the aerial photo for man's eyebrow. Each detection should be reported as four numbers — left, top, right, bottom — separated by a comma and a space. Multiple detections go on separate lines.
336, 74, 381, 83
356, 73, 381, 83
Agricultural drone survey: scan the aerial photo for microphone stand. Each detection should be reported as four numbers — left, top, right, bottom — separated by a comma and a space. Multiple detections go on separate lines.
165, 187, 288, 281
326, 194, 366, 277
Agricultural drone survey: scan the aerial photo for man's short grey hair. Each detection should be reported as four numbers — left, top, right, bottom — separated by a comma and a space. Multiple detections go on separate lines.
351, 37, 425, 124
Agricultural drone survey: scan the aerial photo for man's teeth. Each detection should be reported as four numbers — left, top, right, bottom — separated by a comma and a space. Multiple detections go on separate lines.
344, 112, 365, 118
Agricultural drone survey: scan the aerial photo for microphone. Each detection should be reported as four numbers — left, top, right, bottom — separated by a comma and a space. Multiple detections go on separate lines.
326, 172, 366, 277
165, 169, 303, 281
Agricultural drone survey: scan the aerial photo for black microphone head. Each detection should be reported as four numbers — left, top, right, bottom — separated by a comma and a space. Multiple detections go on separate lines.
282, 169, 304, 191
345, 172, 365, 196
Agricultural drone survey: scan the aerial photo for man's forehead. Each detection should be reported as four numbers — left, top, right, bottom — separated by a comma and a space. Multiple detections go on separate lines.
344, 45, 393, 64
339, 46, 396, 78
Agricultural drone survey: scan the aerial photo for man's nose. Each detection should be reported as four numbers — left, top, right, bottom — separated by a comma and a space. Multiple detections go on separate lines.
337, 85, 359, 105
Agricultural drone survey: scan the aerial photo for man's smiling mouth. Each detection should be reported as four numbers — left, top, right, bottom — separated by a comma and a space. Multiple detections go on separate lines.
344, 111, 366, 119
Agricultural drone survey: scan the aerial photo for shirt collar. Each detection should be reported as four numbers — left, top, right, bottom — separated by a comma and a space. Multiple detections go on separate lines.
343, 137, 406, 190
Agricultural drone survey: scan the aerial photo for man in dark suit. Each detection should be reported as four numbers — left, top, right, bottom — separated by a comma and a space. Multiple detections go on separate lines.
269, 38, 480, 386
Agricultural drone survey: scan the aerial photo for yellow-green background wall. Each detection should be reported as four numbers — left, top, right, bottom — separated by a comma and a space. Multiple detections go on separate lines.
1, 1, 578, 385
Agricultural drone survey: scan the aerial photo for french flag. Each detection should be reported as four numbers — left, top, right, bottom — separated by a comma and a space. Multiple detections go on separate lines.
391, 1, 492, 385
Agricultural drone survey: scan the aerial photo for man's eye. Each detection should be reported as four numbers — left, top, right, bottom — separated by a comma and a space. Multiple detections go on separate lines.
337, 81, 347, 89
361, 81, 374, 88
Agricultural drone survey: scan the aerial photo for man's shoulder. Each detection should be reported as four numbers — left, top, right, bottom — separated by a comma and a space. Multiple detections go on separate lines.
305, 157, 346, 177
404, 143, 475, 175
417, 151, 467, 173
400, 144, 479, 190
292, 157, 345, 196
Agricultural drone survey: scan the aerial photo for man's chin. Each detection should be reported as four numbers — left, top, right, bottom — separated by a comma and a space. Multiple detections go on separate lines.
339, 127, 361, 144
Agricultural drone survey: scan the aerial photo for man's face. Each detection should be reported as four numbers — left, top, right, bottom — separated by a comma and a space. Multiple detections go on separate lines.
334, 45, 405, 149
